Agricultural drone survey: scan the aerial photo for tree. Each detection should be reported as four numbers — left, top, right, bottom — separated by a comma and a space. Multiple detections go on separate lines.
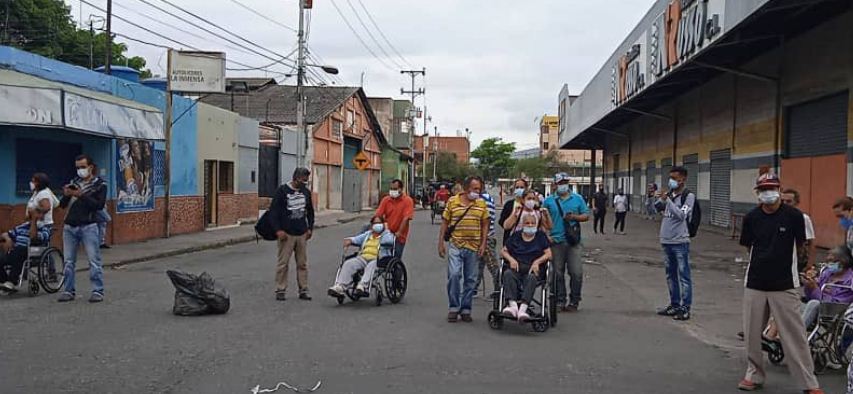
432, 152, 479, 182
471, 137, 515, 182
1, 0, 152, 77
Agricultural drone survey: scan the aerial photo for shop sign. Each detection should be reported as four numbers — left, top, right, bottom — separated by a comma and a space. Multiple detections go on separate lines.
0, 84, 62, 127
168, 50, 226, 93
64, 92, 164, 140
649, 0, 722, 82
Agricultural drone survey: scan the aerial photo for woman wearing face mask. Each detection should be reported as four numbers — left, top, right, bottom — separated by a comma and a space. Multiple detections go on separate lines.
498, 178, 529, 245
328, 216, 396, 298
502, 190, 553, 236
802, 245, 853, 326
26, 172, 59, 230
499, 213, 552, 322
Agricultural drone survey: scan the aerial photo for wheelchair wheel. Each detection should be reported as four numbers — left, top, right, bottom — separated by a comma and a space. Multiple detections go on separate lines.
38, 247, 64, 294
28, 278, 40, 296
548, 266, 558, 327
532, 320, 549, 333
384, 260, 407, 304
336, 295, 345, 305
488, 311, 503, 330
375, 289, 383, 306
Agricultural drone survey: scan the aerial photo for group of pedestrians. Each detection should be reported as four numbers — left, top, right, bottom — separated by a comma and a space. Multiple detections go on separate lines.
589, 186, 629, 235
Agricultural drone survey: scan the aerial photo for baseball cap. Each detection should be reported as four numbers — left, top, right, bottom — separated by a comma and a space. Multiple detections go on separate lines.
754, 172, 781, 190
554, 172, 569, 183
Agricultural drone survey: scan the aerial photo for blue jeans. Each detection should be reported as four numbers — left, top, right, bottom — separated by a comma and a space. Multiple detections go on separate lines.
63, 223, 104, 295
662, 243, 691, 310
447, 243, 479, 314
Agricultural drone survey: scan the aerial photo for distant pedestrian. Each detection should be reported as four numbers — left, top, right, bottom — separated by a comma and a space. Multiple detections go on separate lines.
375, 179, 414, 259
543, 172, 590, 312
90, 164, 112, 249
269, 167, 315, 302
438, 176, 489, 323
476, 189, 499, 298
645, 183, 658, 220
781, 189, 815, 272
737, 172, 823, 394
58, 154, 107, 303
613, 189, 628, 235
654, 166, 695, 321
591, 186, 608, 234
832, 196, 853, 253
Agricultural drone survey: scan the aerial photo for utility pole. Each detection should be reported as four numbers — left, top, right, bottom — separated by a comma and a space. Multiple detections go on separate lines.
295, 0, 307, 167
401, 67, 425, 195
432, 126, 438, 181
3, 0, 12, 45
421, 106, 431, 189
104, 0, 112, 74
88, 19, 94, 69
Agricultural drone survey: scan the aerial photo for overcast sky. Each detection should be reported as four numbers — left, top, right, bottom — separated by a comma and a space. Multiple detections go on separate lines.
68, 0, 651, 150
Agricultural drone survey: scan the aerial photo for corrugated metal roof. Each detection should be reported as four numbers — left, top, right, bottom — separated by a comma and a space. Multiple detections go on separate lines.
200, 85, 359, 124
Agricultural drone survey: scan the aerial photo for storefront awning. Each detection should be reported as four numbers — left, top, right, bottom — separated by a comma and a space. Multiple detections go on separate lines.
0, 69, 164, 140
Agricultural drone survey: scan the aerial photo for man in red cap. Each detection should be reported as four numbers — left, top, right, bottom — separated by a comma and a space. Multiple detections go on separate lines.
737, 172, 823, 393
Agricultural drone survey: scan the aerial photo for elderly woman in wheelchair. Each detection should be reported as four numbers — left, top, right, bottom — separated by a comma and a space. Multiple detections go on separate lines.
0, 208, 52, 294
499, 213, 552, 322
328, 216, 396, 299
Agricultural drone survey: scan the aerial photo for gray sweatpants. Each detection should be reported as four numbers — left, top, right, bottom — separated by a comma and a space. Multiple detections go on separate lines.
335, 256, 377, 288
551, 241, 583, 305
743, 288, 819, 390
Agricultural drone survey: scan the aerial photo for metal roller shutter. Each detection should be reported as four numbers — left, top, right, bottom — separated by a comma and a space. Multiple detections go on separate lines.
787, 92, 848, 158
646, 160, 657, 189
660, 157, 672, 186
683, 153, 699, 193
710, 149, 732, 227
632, 163, 642, 211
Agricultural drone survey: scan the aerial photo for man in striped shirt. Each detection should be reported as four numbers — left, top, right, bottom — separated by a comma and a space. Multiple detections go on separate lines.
438, 176, 490, 323
476, 189, 499, 299
0, 208, 52, 293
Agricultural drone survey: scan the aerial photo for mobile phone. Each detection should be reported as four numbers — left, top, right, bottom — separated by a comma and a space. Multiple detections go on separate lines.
67, 184, 79, 190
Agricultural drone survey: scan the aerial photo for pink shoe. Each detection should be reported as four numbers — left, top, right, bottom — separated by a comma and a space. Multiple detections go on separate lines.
517, 304, 530, 322
502, 301, 518, 318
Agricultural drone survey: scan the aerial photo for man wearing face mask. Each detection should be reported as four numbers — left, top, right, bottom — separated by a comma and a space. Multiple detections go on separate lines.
58, 154, 107, 303
376, 179, 414, 259
655, 166, 695, 321
543, 172, 590, 312
591, 186, 608, 234
832, 197, 853, 254
269, 167, 315, 302
737, 173, 823, 394
498, 178, 528, 245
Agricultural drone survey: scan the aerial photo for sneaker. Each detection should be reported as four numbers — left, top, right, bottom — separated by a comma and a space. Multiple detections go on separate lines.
805, 389, 825, 394
673, 309, 691, 321
355, 284, 368, 297
100, 244, 111, 249
657, 305, 679, 316
0, 281, 14, 292
327, 285, 345, 298
460, 313, 473, 323
89, 292, 104, 303
298, 292, 312, 301
57, 292, 75, 302
447, 312, 459, 323
517, 304, 530, 322
560, 304, 578, 313
737, 380, 762, 391
275, 291, 286, 301
502, 301, 519, 318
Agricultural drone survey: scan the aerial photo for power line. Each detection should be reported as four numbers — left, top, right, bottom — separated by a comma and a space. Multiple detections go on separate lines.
227, 0, 296, 33
344, 0, 403, 69
329, 0, 395, 71
355, 0, 411, 68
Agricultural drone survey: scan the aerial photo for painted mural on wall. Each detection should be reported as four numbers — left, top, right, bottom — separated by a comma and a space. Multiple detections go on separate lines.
115, 138, 154, 213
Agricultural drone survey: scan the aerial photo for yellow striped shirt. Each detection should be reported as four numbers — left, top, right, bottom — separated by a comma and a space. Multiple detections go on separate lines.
443, 194, 489, 251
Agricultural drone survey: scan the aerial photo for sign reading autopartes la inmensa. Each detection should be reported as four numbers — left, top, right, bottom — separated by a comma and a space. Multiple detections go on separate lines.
168, 50, 226, 94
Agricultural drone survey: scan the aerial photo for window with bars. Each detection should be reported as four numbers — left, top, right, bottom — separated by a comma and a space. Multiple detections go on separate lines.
218, 161, 234, 193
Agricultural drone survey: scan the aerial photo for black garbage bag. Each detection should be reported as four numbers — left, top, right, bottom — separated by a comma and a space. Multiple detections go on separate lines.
167, 270, 231, 316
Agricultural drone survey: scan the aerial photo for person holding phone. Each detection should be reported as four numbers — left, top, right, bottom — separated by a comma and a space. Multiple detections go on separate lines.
58, 154, 107, 303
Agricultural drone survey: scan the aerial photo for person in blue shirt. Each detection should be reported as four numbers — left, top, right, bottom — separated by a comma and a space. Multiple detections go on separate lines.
542, 172, 590, 311
0, 208, 52, 293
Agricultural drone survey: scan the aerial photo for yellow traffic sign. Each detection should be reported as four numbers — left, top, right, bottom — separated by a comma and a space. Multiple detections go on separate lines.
353, 150, 370, 171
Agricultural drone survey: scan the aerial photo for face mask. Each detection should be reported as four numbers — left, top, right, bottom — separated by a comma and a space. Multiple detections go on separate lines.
468, 191, 480, 200
524, 200, 537, 210
372, 223, 385, 233
557, 184, 570, 194
826, 262, 842, 274
29, 182, 36, 191
522, 226, 537, 235
389, 190, 401, 198
514, 188, 525, 198
668, 178, 679, 190
758, 190, 780, 205
841, 217, 853, 230
77, 168, 90, 178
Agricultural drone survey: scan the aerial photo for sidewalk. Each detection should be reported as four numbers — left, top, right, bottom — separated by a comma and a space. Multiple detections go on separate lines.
581, 212, 751, 353
98, 210, 373, 269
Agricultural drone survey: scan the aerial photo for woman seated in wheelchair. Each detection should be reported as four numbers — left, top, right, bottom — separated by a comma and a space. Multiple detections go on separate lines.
500, 213, 552, 322
0, 208, 51, 294
328, 216, 395, 298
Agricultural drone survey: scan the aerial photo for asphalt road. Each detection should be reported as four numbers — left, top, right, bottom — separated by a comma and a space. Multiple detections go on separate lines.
0, 211, 845, 393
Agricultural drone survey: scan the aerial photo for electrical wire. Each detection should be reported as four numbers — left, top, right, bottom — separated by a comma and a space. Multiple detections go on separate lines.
343, 0, 403, 69
329, 0, 395, 71
227, 0, 296, 33
355, 0, 411, 68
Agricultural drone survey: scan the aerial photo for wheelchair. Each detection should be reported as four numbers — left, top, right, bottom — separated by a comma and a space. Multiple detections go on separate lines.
807, 284, 853, 373
431, 200, 446, 225
488, 258, 557, 333
330, 244, 408, 306
4, 240, 65, 296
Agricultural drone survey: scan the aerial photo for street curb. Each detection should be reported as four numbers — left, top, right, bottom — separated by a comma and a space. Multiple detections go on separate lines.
96, 212, 374, 270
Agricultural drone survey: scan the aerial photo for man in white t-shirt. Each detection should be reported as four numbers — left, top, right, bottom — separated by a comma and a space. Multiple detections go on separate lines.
781, 189, 815, 272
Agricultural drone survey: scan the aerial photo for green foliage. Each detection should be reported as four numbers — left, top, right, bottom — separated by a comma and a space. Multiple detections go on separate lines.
430, 152, 479, 182
1, 0, 152, 77
471, 137, 515, 182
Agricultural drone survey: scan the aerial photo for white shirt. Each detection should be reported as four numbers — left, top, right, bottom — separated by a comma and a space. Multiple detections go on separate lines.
27, 188, 59, 226
613, 195, 628, 213
803, 213, 815, 241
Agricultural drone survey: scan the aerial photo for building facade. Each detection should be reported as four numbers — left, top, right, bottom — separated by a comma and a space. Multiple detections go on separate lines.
414, 135, 471, 164
559, 0, 852, 248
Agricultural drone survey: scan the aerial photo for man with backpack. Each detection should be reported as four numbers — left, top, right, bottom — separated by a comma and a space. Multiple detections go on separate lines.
655, 166, 697, 321
269, 167, 315, 302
